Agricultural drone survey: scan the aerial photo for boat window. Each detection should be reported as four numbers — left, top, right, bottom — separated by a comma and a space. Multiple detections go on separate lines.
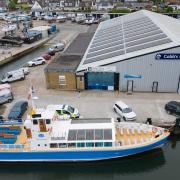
77, 143, 85, 148
46, 119, 51, 124
44, 144, 47, 147
50, 143, 58, 148
38, 144, 40, 146
104, 142, 112, 147
77, 130, 85, 140
86, 142, 94, 147
33, 119, 38, 125
95, 142, 103, 147
104, 129, 112, 140
68, 143, 76, 148
86, 129, 94, 140
95, 129, 103, 140
59, 143, 67, 148
68, 130, 77, 140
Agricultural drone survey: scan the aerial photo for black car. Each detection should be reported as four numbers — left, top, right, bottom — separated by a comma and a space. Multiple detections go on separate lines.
8, 101, 28, 120
165, 101, 180, 116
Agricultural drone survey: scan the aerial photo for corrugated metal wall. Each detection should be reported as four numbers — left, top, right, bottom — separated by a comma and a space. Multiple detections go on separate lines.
106, 47, 180, 92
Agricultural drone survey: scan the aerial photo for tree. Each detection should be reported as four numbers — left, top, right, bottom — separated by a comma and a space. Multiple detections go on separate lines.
8, 0, 16, 10
165, 6, 173, 13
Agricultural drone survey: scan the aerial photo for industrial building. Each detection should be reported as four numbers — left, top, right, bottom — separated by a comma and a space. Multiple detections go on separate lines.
77, 10, 180, 93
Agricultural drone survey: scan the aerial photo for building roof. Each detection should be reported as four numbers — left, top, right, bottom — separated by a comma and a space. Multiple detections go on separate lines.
44, 55, 82, 73
77, 10, 180, 71
45, 29, 96, 73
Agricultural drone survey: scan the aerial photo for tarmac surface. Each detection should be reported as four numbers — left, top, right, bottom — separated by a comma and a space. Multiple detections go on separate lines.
0, 21, 179, 124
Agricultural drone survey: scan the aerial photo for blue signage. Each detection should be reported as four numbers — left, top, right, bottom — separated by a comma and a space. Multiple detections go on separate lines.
124, 74, 142, 79
155, 53, 180, 60
38, 134, 45, 138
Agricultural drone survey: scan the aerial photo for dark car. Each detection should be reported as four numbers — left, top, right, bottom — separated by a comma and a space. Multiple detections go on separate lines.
8, 101, 28, 120
47, 50, 55, 56
165, 101, 180, 116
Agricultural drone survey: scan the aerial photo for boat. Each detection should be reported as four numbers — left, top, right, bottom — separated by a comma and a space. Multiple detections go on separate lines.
0, 108, 170, 162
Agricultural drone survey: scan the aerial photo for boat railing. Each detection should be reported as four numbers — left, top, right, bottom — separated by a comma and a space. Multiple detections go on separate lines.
0, 120, 23, 125
0, 144, 24, 149
51, 136, 66, 141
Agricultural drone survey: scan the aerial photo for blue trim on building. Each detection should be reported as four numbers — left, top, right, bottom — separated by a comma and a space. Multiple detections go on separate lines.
0, 135, 169, 162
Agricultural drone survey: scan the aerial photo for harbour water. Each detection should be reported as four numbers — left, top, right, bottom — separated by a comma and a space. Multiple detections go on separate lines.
0, 135, 179, 180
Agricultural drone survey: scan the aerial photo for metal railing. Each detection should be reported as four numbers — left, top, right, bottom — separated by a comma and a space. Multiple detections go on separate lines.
0, 144, 24, 149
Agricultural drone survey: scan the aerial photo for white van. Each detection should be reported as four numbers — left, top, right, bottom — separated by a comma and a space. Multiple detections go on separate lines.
49, 42, 65, 52
0, 84, 14, 105
1, 69, 25, 83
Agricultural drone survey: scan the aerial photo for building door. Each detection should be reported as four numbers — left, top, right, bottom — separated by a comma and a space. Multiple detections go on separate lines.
39, 119, 47, 132
127, 80, 134, 93
152, 81, 158, 92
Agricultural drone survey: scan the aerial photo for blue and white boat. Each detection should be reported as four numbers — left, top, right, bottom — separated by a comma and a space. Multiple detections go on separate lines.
0, 108, 170, 162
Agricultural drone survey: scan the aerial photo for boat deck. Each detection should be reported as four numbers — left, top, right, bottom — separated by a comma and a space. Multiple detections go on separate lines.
116, 126, 155, 146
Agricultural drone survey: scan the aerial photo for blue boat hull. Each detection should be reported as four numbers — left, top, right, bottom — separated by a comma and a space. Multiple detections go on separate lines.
0, 135, 169, 162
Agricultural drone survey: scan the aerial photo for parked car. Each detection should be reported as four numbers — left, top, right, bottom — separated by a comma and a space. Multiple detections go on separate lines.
27, 57, 46, 67
49, 42, 65, 52
47, 104, 80, 118
47, 50, 56, 56
8, 101, 28, 120
42, 54, 51, 61
165, 101, 180, 116
1, 69, 25, 83
17, 67, 29, 75
56, 14, 66, 22
85, 14, 95, 25
113, 101, 136, 121
0, 84, 13, 105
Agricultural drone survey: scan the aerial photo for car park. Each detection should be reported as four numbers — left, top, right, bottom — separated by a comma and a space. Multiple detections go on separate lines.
113, 101, 136, 121
8, 101, 28, 120
47, 104, 80, 118
165, 101, 180, 116
27, 57, 46, 67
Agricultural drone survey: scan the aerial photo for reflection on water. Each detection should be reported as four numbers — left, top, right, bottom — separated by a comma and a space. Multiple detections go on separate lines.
0, 149, 165, 180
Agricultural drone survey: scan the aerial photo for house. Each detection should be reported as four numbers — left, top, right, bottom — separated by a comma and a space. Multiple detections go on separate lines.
96, 0, 114, 11
0, 0, 8, 13
130, 2, 153, 11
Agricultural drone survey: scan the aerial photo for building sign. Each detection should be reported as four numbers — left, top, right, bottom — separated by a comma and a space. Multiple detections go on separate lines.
87, 66, 116, 72
124, 74, 142, 79
155, 53, 180, 60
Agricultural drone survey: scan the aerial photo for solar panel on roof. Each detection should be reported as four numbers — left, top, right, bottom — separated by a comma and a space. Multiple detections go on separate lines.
89, 39, 124, 53
93, 33, 123, 44
126, 34, 167, 48
94, 28, 123, 40
123, 17, 151, 27
96, 26, 122, 37
84, 50, 125, 64
91, 36, 123, 47
125, 29, 163, 43
98, 23, 122, 33
126, 38, 172, 53
87, 44, 124, 58
124, 23, 158, 34
125, 27, 159, 38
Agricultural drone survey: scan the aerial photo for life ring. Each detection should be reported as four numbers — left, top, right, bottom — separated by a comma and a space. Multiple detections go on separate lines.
152, 127, 158, 133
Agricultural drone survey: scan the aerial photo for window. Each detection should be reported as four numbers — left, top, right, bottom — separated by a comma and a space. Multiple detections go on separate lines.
62, 110, 70, 115
77, 143, 85, 148
104, 142, 112, 147
33, 120, 38, 125
50, 143, 58, 148
104, 129, 112, 140
68, 130, 77, 140
95, 142, 103, 147
116, 104, 122, 111
86, 142, 94, 147
59, 75, 66, 85
77, 130, 85, 140
86, 129, 94, 140
79, 76, 83, 82
68, 143, 76, 148
44, 144, 47, 147
38, 144, 40, 146
59, 143, 67, 148
95, 129, 103, 140
46, 119, 51, 124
